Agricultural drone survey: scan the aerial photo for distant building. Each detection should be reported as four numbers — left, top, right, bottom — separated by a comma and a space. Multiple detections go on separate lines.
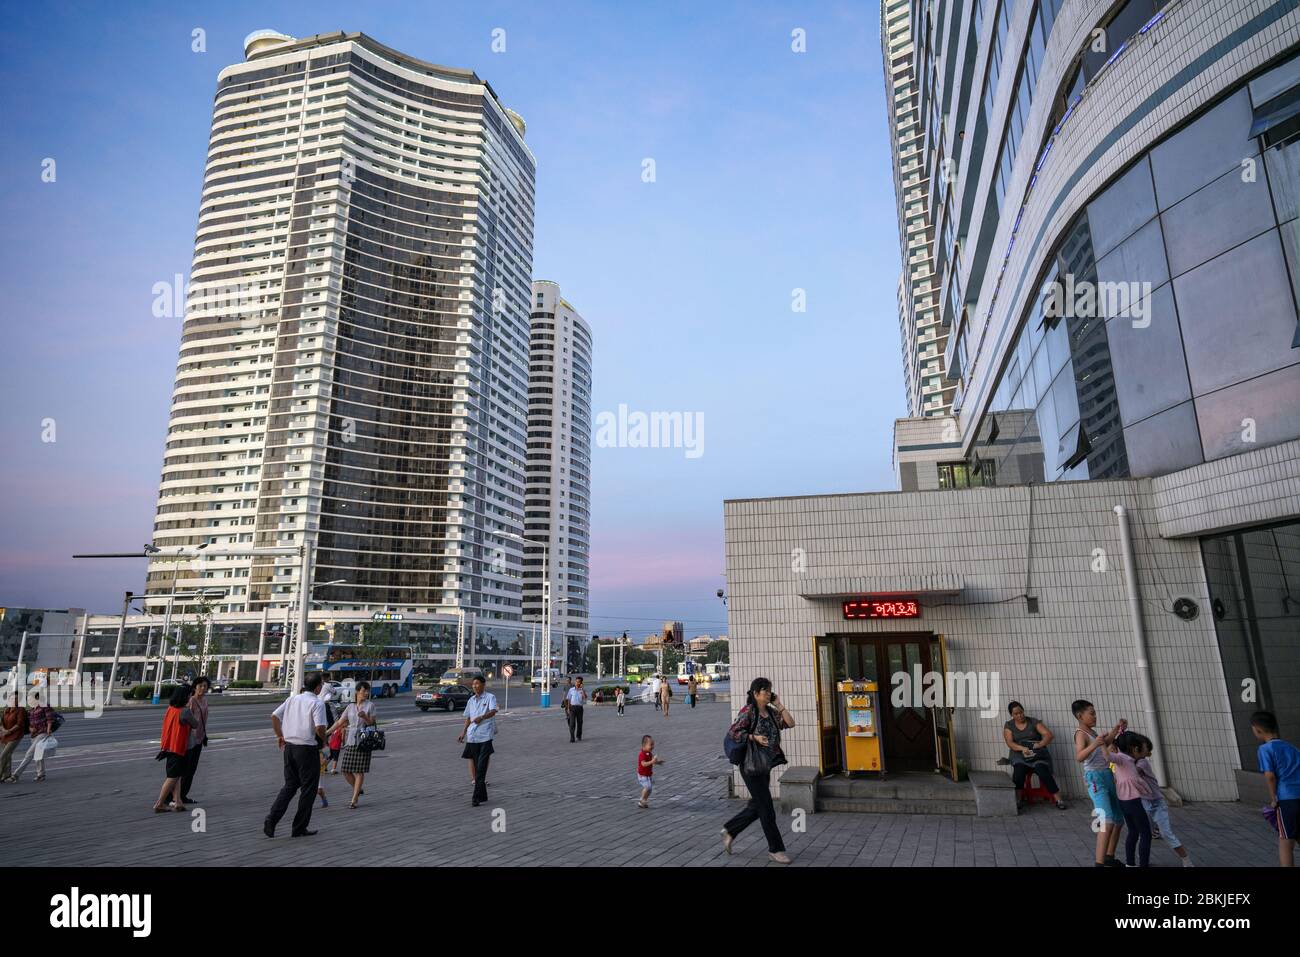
0, 607, 84, 670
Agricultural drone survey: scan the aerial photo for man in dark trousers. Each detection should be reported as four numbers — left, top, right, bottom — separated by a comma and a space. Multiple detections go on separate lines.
264, 672, 328, 838
565, 676, 587, 742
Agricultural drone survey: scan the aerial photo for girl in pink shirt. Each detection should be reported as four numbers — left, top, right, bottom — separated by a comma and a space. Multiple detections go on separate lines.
1110, 732, 1156, 867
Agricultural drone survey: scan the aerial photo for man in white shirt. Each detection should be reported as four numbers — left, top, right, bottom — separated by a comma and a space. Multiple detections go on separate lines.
565, 677, 587, 743
457, 676, 497, 807
264, 672, 329, 838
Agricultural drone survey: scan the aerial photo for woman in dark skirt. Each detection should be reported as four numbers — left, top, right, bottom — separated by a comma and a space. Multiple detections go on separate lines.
153, 685, 198, 813
327, 681, 376, 809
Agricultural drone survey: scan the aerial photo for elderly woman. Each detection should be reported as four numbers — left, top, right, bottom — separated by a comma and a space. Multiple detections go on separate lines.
1003, 701, 1066, 809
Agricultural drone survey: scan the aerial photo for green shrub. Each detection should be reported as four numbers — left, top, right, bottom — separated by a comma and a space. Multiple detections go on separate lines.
229, 680, 263, 689
126, 684, 153, 700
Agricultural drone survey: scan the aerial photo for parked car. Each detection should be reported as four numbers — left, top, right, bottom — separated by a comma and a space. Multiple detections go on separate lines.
417, 684, 473, 712
211, 677, 230, 694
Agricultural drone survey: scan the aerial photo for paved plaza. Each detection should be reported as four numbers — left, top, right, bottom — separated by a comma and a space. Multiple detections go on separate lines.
0, 698, 1280, 867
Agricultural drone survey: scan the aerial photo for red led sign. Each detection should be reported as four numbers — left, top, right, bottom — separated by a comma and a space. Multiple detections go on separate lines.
842, 598, 922, 620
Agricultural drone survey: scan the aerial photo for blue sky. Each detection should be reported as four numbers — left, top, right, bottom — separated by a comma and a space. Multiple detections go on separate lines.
0, 0, 905, 636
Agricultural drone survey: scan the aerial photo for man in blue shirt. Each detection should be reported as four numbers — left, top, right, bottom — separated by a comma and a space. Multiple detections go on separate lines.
458, 676, 498, 807
1252, 710, 1300, 867
565, 677, 587, 743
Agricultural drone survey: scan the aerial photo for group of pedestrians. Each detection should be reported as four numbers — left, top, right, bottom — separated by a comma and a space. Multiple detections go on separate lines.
259, 673, 380, 837
1, 690, 59, 783
147, 676, 212, 812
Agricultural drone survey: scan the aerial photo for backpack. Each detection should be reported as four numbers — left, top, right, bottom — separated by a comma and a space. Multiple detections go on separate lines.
723, 707, 757, 766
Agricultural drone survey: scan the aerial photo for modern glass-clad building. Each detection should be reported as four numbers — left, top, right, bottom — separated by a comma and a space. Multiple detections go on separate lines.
146, 32, 536, 628
722, 1, 1300, 806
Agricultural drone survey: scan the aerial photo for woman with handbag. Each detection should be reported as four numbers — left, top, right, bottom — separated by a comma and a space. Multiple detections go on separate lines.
720, 677, 796, 864
326, 681, 376, 809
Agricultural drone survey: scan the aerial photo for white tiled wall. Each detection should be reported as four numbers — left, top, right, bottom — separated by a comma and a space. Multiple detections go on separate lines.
723, 473, 1251, 802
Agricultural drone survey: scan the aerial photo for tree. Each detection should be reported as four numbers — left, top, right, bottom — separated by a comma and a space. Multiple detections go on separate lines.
706, 640, 729, 663
178, 594, 216, 679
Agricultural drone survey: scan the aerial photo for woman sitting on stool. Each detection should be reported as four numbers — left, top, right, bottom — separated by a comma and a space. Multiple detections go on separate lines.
1003, 700, 1066, 809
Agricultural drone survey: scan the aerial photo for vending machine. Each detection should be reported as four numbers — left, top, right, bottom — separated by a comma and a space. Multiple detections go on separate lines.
838, 679, 884, 775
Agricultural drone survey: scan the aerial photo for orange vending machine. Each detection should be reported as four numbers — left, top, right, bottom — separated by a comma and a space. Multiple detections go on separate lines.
838, 679, 884, 775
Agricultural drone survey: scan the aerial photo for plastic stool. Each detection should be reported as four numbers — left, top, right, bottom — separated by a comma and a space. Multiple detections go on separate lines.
1020, 770, 1054, 806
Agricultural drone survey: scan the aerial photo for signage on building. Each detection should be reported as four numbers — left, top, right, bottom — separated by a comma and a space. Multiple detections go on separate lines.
842, 598, 922, 620
371, 612, 403, 622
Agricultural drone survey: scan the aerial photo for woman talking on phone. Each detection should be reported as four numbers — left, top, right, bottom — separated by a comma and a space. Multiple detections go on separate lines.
721, 677, 796, 863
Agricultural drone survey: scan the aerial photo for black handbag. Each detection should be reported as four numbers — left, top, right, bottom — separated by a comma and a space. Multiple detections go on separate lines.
742, 735, 773, 776
356, 724, 385, 753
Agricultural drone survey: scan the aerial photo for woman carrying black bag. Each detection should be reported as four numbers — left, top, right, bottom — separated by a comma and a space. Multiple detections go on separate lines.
326, 681, 376, 809
721, 677, 796, 863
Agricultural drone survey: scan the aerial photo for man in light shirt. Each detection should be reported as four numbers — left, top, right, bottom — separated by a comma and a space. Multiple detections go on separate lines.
264, 672, 329, 838
565, 677, 587, 743
457, 676, 497, 807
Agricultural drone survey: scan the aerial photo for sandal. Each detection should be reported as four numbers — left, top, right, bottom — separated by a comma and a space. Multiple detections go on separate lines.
153, 805, 169, 813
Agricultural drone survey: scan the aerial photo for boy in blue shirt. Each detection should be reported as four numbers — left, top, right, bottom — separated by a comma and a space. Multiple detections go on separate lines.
1251, 710, 1300, 868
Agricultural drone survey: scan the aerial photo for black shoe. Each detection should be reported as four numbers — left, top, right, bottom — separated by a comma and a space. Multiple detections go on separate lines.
262, 821, 275, 838
291, 829, 318, 837
472, 799, 481, 807
1103, 858, 1126, 868
180, 796, 196, 804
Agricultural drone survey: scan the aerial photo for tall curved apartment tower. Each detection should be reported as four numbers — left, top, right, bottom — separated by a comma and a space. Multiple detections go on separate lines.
881, 0, 952, 417
147, 31, 535, 624
525, 281, 593, 654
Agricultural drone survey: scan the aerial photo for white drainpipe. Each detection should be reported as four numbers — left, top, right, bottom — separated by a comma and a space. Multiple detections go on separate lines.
1113, 504, 1170, 787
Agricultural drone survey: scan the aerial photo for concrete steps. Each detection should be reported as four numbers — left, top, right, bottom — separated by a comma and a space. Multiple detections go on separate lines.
813, 772, 979, 816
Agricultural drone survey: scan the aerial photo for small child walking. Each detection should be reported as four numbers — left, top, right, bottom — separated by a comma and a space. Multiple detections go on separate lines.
616, 688, 626, 717
637, 734, 663, 809
1252, 710, 1300, 867
326, 726, 343, 774
1130, 736, 1193, 866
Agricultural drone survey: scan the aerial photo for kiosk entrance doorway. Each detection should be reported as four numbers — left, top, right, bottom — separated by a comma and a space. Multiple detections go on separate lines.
814, 634, 939, 773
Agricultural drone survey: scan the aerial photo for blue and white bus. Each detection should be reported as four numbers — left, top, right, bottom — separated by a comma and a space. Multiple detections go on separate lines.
304, 643, 414, 698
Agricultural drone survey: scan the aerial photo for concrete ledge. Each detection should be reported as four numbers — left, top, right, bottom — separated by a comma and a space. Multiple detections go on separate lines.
777, 766, 819, 815
969, 770, 1019, 818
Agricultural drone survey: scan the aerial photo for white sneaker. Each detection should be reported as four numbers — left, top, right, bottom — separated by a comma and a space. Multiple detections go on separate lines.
1182, 858, 1195, 867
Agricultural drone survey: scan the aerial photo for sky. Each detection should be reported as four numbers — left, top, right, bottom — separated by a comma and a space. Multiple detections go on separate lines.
0, 0, 906, 637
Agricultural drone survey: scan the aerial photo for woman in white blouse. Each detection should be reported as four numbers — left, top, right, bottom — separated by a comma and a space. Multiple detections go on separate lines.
326, 681, 376, 809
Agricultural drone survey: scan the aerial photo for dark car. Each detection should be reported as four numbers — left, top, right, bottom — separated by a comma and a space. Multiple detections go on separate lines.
416, 684, 472, 712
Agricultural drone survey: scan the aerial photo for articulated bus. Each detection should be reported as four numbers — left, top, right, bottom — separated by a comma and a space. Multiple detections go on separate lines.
304, 644, 414, 698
